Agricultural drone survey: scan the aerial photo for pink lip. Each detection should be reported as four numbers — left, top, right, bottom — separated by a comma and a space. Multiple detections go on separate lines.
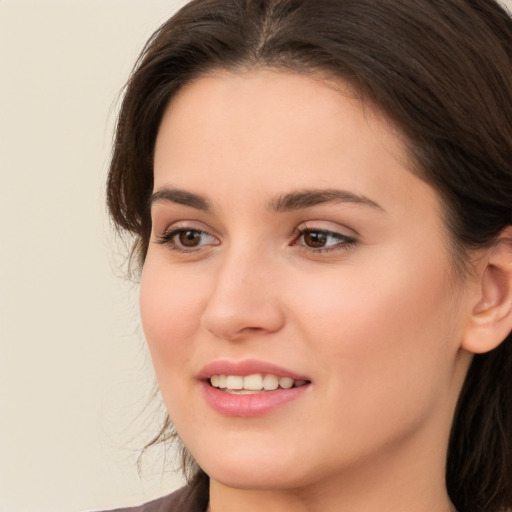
201, 383, 309, 417
198, 359, 311, 417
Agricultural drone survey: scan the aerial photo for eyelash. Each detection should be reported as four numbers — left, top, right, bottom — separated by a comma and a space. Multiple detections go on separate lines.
292, 226, 357, 253
154, 225, 357, 254
155, 227, 218, 253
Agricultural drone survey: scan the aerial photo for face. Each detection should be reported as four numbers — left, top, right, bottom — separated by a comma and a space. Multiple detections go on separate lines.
141, 70, 472, 491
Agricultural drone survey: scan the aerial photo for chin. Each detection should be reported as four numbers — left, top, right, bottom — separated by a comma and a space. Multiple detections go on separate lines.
206, 464, 306, 491
191, 441, 321, 491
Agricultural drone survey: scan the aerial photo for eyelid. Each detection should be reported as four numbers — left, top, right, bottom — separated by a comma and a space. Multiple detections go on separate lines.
292, 222, 358, 253
154, 221, 220, 252
154, 219, 217, 238
294, 220, 358, 238
152, 219, 357, 255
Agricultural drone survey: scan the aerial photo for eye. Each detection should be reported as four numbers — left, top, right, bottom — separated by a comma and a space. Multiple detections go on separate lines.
155, 226, 219, 252
293, 227, 356, 252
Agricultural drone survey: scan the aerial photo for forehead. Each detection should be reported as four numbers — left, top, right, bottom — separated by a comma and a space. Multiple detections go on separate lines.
155, 69, 403, 158
153, 69, 436, 219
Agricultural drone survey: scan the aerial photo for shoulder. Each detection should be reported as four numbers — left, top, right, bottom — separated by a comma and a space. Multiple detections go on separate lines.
94, 485, 206, 512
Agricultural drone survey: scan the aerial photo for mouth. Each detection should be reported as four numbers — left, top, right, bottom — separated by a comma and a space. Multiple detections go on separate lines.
199, 360, 312, 417
209, 374, 308, 394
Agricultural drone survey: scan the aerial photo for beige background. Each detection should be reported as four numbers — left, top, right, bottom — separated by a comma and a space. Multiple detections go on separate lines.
0, 2, 186, 512
1, 1, 511, 512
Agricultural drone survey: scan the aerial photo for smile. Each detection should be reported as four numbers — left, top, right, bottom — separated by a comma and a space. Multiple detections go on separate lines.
199, 361, 311, 417
210, 374, 308, 393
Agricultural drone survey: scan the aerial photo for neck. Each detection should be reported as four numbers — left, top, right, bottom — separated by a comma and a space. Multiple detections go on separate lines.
208, 476, 455, 512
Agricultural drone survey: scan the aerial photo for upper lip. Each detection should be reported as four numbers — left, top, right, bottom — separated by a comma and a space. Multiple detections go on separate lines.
198, 359, 311, 382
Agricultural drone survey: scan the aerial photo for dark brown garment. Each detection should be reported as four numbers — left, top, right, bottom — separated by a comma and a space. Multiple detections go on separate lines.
98, 485, 207, 512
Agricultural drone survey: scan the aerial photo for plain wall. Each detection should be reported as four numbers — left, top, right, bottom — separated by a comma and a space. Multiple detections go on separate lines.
0, 2, 187, 512
1, 1, 511, 512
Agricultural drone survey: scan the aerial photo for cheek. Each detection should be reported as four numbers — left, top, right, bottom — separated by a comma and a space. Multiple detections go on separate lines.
291, 247, 457, 426
139, 258, 206, 380
295, 246, 452, 346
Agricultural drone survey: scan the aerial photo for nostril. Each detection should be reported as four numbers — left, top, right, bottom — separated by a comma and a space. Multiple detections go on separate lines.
200, 282, 285, 340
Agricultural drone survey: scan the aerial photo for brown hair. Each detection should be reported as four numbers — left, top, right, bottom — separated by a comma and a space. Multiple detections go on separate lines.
107, 1, 512, 510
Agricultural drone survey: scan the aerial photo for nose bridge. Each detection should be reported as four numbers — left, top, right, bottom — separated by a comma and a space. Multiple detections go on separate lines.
200, 241, 284, 339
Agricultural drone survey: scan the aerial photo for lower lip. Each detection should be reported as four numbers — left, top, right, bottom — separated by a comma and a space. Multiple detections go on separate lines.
201, 382, 309, 417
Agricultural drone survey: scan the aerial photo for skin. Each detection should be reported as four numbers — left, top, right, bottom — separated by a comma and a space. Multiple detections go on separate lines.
140, 69, 480, 512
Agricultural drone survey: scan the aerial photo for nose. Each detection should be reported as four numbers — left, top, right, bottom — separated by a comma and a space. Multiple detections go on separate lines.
200, 249, 285, 341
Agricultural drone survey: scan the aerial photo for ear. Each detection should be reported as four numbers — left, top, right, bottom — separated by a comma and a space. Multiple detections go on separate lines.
462, 227, 512, 354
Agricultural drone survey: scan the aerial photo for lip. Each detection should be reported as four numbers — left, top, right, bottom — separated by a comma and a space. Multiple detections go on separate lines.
198, 359, 311, 417
201, 383, 309, 417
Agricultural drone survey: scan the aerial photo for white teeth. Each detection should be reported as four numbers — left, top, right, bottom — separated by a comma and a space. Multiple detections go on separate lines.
263, 374, 279, 390
209, 373, 308, 392
244, 374, 263, 390
225, 375, 243, 390
279, 377, 294, 389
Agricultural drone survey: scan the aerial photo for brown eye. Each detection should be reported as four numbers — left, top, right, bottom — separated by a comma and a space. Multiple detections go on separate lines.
303, 231, 328, 248
178, 230, 203, 247
295, 228, 357, 253
155, 226, 218, 252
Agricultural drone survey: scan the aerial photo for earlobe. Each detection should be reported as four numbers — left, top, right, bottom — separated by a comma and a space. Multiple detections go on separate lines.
462, 227, 512, 354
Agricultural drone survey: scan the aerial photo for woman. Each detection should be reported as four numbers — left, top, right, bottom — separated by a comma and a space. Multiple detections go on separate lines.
104, 0, 512, 511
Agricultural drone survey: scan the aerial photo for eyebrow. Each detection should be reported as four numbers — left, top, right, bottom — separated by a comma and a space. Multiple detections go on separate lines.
149, 187, 384, 213
267, 189, 384, 212
150, 187, 211, 211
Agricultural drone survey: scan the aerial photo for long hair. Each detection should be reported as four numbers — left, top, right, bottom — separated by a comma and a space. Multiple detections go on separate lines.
107, 1, 512, 510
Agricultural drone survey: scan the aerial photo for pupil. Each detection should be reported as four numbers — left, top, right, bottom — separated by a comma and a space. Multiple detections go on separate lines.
305, 231, 326, 247
179, 230, 201, 247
